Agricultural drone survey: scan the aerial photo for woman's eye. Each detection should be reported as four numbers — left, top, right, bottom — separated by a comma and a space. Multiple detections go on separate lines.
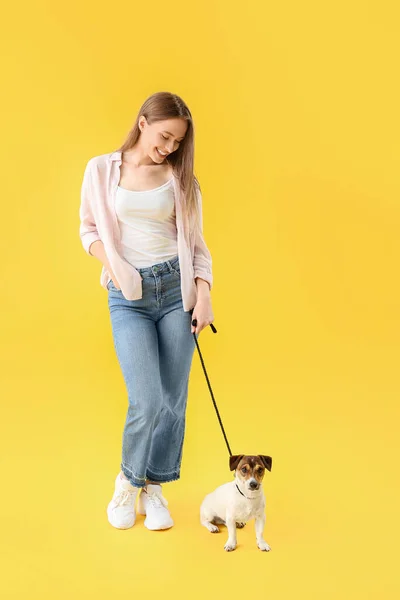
162, 134, 181, 144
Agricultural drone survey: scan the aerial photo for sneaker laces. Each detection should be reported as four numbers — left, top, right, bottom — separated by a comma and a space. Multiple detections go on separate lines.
145, 490, 169, 509
115, 489, 137, 506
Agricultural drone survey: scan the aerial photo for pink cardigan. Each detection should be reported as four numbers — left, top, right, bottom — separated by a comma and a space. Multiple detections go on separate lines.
79, 151, 213, 312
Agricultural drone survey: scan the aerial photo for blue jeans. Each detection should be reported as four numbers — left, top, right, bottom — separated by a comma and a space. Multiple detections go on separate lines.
107, 254, 197, 488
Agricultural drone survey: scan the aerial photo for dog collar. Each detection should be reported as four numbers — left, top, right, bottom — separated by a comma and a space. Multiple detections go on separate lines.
236, 483, 257, 499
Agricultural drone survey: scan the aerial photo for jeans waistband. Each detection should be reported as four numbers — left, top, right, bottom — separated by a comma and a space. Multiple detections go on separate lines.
135, 255, 180, 278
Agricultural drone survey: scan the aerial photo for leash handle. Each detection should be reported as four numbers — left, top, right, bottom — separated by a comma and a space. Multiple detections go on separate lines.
191, 317, 232, 457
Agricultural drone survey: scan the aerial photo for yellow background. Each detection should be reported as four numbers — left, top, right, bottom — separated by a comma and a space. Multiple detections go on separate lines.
1, 0, 399, 598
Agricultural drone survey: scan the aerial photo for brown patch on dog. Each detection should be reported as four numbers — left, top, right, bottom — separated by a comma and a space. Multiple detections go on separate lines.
258, 455, 272, 472
229, 455, 244, 472
229, 454, 272, 484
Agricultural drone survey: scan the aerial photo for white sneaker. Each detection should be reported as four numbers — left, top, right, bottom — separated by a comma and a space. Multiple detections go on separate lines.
137, 484, 174, 530
107, 471, 140, 529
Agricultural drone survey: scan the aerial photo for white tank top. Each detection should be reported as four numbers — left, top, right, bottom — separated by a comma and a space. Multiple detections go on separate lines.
115, 177, 178, 268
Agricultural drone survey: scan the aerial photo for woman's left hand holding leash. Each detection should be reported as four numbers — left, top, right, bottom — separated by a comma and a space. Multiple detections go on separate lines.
191, 296, 214, 334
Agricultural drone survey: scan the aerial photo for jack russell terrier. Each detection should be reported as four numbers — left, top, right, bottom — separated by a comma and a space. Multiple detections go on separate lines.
200, 454, 272, 552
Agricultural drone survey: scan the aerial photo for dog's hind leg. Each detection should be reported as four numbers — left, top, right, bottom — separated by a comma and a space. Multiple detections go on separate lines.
200, 506, 220, 533
201, 519, 220, 533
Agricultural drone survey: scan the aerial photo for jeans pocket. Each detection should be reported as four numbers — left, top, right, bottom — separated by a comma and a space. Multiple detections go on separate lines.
107, 278, 120, 291
170, 265, 181, 278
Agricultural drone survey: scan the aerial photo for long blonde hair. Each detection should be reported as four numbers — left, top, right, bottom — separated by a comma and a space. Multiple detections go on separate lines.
115, 91, 201, 244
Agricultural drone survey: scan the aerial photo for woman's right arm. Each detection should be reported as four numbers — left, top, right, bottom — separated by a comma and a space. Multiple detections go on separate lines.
79, 160, 119, 287
88, 241, 119, 287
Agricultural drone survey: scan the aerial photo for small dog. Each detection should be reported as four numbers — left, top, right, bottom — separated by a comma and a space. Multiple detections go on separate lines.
200, 454, 272, 552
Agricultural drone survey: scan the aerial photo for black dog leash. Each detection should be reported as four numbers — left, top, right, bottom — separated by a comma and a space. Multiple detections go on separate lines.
190, 319, 253, 499
190, 315, 232, 457
191, 318, 257, 499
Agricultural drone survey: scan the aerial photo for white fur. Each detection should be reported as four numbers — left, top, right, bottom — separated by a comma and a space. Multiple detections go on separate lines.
200, 474, 271, 552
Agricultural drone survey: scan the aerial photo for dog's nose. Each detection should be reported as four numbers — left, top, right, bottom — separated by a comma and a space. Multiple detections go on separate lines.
249, 481, 258, 489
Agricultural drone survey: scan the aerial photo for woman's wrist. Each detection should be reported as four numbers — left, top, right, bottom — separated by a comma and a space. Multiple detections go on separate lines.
195, 277, 211, 299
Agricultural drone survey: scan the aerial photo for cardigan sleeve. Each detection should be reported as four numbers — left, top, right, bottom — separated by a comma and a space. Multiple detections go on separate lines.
79, 160, 101, 255
192, 185, 213, 291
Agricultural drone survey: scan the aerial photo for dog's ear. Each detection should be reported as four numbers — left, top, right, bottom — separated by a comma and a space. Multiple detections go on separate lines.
229, 455, 244, 471
258, 455, 272, 471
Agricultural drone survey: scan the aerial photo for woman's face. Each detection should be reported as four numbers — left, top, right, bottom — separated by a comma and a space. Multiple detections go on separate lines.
140, 117, 188, 163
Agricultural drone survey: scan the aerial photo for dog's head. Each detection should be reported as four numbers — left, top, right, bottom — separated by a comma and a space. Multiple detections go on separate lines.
229, 455, 272, 491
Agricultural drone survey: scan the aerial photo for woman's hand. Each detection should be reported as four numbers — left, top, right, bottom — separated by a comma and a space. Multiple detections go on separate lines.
109, 272, 121, 290
191, 296, 214, 334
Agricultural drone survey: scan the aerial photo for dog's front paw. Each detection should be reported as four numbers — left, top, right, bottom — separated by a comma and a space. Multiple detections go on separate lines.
209, 524, 220, 533
236, 521, 246, 528
224, 540, 237, 552
257, 540, 271, 552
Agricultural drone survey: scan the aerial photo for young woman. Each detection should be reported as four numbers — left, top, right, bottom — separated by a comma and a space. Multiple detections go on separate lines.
79, 91, 214, 531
